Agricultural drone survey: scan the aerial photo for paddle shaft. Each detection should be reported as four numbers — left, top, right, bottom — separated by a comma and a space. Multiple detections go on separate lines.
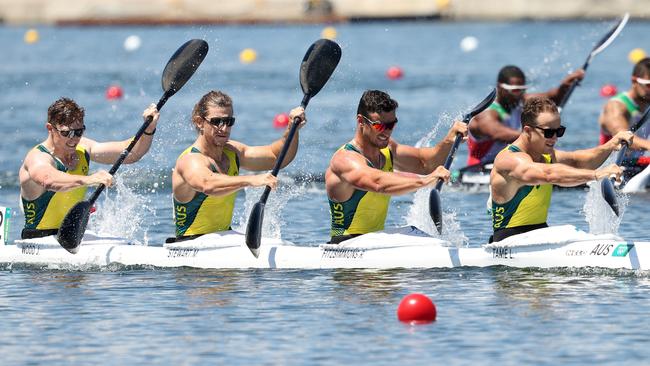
258, 94, 310, 204
435, 133, 463, 191
87, 92, 171, 205
558, 58, 591, 110
433, 109, 476, 191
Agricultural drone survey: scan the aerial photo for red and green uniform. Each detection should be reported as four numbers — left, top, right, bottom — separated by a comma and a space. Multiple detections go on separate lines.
467, 102, 522, 166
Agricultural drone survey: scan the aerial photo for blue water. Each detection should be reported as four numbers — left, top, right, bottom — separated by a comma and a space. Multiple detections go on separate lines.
2, 21, 650, 364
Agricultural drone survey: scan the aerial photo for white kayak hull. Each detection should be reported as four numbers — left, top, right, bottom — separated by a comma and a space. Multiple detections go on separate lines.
2, 226, 649, 270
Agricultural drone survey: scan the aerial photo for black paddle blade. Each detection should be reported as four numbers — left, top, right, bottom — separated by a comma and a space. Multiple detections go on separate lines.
601, 179, 620, 216
245, 202, 265, 258
162, 39, 209, 95
429, 189, 443, 234
463, 88, 497, 123
300, 39, 342, 98
56, 201, 92, 254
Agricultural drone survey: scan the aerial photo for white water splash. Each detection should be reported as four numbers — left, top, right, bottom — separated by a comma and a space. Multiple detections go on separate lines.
404, 114, 468, 247
582, 180, 626, 235
528, 39, 572, 89
88, 177, 153, 244
404, 188, 469, 247
234, 178, 304, 239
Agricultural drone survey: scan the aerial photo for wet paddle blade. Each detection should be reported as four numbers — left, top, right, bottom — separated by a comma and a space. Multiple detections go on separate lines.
463, 88, 497, 123
162, 39, 209, 96
601, 179, 619, 216
56, 201, 92, 253
429, 189, 443, 234
591, 13, 629, 57
559, 14, 628, 112
245, 202, 265, 258
300, 39, 342, 98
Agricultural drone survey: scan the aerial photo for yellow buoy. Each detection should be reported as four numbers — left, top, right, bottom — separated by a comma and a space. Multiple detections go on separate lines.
239, 48, 257, 64
321, 26, 337, 40
24, 29, 39, 44
629, 48, 647, 64
435, 0, 451, 11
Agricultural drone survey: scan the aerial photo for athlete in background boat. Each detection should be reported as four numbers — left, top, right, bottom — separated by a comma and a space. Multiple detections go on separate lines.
325, 90, 467, 244
490, 96, 633, 242
19, 97, 160, 239
466, 65, 585, 168
598, 57, 650, 181
171, 90, 305, 241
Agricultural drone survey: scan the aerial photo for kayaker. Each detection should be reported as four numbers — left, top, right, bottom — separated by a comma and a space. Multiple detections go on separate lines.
19, 97, 160, 239
467, 65, 584, 168
598, 57, 650, 181
325, 89, 467, 244
489, 96, 633, 242
171, 90, 305, 240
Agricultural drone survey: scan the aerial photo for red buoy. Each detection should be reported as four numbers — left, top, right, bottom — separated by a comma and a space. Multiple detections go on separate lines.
386, 66, 404, 80
106, 85, 124, 100
273, 113, 290, 129
397, 293, 437, 324
600, 84, 617, 98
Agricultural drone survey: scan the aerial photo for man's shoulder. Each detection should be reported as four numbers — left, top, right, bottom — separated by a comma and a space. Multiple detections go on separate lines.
24, 145, 52, 163
329, 147, 365, 172
175, 146, 206, 168
224, 140, 242, 151
494, 147, 531, 168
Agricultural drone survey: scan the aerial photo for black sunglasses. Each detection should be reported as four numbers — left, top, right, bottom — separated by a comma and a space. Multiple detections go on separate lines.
204, 116, 236, 127
53, 125, 86, 138
534, 125, 566, 138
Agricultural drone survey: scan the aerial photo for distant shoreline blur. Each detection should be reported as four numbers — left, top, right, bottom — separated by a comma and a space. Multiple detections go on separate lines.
0, 0, 647, 26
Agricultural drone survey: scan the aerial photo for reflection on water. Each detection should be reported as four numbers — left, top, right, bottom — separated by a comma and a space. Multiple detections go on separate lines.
491, 267, 561, 314
331, 269, 405, 303
173, 269, 240, 308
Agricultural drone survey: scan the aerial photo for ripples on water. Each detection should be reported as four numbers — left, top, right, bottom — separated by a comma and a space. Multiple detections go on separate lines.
2, 266, 650, 364
3, 21, 650, 364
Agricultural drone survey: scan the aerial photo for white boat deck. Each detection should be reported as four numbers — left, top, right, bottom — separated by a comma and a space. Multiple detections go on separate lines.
2, 226, 649, 270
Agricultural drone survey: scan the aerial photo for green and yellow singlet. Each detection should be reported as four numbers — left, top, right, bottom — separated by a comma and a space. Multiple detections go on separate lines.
174, 146, 239, 237
491, 145, 552, 231
22, 144, 89, 230
329, 143, 393, 239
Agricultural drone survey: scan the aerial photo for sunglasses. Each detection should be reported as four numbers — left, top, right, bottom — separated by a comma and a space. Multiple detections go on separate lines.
53, 125, 85, 138
534, 125, 566, 138
499, 83, 529, 92
635, 77, 650, 86
204, 116, 236, 127
361, 115, 397, 132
